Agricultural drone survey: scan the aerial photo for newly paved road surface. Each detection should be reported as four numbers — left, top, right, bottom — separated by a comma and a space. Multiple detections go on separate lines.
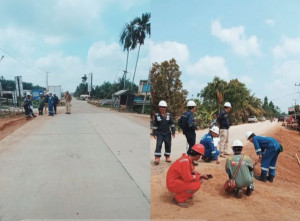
0, 99, 150, 221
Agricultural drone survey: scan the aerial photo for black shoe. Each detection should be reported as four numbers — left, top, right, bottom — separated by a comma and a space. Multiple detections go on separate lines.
267, 175, 274, 183
246, 186, 254, 196
255, 175, 267, 182
234, 189, 243, 198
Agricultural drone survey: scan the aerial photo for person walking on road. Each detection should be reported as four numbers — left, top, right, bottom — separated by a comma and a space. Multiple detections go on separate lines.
48, 92, 54, 116
200, 126, 220, 164
166, 144, 211, 208
217, 102, 231, 157
246, 131, 282, 183
53, 92, 59, 114
152, 100, 175, 165
65, 91, 72, 114
38, 93, 44, 115
180, 100, 199, 166
225, 140, 254, 198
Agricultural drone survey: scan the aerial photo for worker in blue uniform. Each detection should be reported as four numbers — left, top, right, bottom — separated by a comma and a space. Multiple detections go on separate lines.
152, 100, 176, 165
200, 126, 220, 164
246, 131, 282, 182
48, 92, 54, 116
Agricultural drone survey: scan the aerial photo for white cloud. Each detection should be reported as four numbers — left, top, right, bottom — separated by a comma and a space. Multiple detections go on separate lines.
211, 20, 261, 56
186, 55, 229, 79
272, 36, 300, 58
44, 35, 65, 46
265, 19, 275, 26
150, 41, 189, 67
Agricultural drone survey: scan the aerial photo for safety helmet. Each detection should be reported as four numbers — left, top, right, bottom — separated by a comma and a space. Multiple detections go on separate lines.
53, 92, 56, 95
210, 126, 219, 135
191, 144, 205, 155
158, 100, 167, 107
224, 102, 232, 108
246, 131, 254, 140
187, 100, 196, 107
26, 92, 31, 96
232, 140, 243, 147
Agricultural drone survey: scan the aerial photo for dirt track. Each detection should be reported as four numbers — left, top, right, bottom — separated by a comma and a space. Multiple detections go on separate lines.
151, 126, 300, 221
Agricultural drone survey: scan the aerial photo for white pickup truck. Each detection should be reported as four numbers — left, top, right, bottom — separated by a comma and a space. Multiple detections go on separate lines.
248, 116, 258, 123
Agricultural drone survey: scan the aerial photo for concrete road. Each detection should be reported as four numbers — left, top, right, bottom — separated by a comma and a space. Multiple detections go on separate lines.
151, 120, 281, 163
0, 99, 150, 221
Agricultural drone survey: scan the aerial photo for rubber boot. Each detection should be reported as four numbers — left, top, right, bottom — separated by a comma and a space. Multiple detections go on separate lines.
246, 186, 254, 196
154, 157, 160, 165
255, 174, 267, 182
267, 175, 275, 183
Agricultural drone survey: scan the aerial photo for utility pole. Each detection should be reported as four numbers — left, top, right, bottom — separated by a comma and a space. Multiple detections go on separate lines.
45, 72, 50, 91
122, 70, 127, 90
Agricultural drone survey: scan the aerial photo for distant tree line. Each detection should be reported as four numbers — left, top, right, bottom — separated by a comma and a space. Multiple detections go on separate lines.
150, 59, 282, 129
0, 76, 45, 91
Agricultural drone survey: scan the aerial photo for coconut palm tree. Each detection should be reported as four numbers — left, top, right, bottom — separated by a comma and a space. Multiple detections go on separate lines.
130, 12, 151, 91
120, 21, 136, 90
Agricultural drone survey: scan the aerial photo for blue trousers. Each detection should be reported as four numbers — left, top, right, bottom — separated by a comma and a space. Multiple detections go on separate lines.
261, 144, 280, 176
154, 133, 172, 157
48, 103, 54, 116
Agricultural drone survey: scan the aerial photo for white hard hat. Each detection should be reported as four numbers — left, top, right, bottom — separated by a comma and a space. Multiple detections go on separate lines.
26, 92, 31, 96
210, 126, 219, 135
187, 100, 196, 107
246, 131, 254, 140
158, 100, 167, 107
224, 102, 231, 108
232, 140, 243, 147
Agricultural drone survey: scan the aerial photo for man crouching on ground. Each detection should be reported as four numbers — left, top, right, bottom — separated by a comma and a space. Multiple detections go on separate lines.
166, 144, 212, 208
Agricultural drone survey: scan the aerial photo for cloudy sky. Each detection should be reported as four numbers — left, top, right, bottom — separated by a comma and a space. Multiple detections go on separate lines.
151, 0, 300, 112
0, 0, 150, 93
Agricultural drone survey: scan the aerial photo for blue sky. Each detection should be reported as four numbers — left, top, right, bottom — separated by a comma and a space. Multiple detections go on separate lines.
0, 0, 150, 93
151, 0, 300, 112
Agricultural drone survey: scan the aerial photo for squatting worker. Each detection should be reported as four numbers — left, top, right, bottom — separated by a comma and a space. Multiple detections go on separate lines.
246, 131, 282, 183
200, 126, 220, 164
152, 100, 175, 165
217, 102, 231, 157
166, 144, 211, 208
225, 140, 254, 198
181, 100, 199, 166
65, 91, 72, 114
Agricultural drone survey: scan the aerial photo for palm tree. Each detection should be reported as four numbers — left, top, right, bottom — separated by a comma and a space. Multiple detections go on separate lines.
120, 21, 136, 90
130, 12, 151, 91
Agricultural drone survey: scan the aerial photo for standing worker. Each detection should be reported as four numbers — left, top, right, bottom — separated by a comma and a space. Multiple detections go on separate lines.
152, 100, 175, 165
38, 93, 44, 115
217, 102, 232, 157
200, 126, 220, 164
53, 92, 59, 114
180, 100, 198, 165
43, 92, 49, 115
166, 144, 211, 208
225, 140, 254, 198
65, 91, 72, 114
246, 131, 282, 183
48, 92, 54, 116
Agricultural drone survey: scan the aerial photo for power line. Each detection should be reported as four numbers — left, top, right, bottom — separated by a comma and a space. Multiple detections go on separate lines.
270, 92, 297, 101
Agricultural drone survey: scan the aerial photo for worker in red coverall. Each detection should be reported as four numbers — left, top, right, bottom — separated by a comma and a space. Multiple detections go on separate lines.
166, 144, 212, 208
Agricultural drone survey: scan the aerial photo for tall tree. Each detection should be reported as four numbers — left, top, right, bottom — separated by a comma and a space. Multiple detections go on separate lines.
150, 58, 188, 119
120, 21, 136, 90
131, 12, 151, 90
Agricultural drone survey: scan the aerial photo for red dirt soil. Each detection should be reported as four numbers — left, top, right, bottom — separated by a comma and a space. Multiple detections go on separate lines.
0, 116, 28, 141
151, 126, 300, 221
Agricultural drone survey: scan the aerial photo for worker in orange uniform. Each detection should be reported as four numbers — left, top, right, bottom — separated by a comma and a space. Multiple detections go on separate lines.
166, 144, 212, 208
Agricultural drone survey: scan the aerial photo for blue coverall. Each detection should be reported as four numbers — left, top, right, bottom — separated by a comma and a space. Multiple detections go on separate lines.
48, 95, 54, 116
252, 136, 281, 177
200, 133, 220, 162
181, 110, 197, 155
